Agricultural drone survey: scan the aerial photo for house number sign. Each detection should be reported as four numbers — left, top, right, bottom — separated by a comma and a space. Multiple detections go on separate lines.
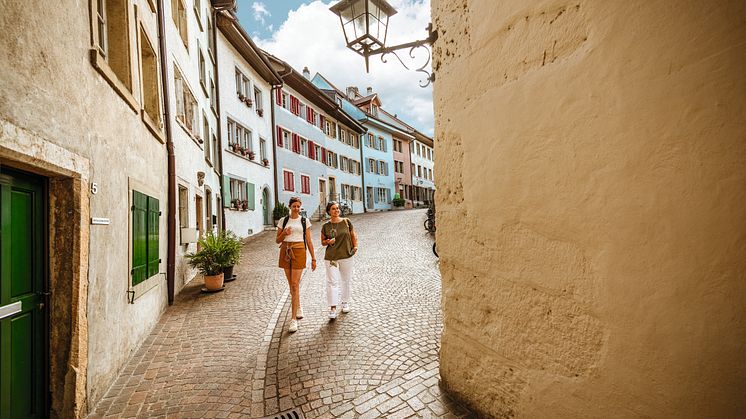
91, 182, 98, 194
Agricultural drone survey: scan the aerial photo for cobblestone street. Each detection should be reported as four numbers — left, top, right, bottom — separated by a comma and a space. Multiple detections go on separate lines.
88, 209, 473, 418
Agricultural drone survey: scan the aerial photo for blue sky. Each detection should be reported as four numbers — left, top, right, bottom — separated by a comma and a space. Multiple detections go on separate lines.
235, 1, 435, 137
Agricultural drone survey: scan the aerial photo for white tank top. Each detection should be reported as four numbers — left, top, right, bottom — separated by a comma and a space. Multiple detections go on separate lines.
279, 216, 311, 242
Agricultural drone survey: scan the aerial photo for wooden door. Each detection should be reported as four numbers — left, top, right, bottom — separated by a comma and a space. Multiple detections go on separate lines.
0, 168, 47, 419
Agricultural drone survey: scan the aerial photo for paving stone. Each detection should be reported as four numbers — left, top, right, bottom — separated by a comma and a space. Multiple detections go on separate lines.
86, 211, 473, 418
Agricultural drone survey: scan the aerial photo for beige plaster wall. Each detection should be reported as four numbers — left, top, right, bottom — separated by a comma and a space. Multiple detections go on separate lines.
432, 1, 746, 417
1, 0, 168, 415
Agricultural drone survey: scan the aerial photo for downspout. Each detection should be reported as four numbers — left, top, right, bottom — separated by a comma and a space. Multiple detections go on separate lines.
212, 9, 226, 232
358, 124, 367, 213
156, 0, 176, 305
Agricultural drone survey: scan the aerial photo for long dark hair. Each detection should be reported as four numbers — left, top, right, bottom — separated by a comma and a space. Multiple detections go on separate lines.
326, 201, 339, 215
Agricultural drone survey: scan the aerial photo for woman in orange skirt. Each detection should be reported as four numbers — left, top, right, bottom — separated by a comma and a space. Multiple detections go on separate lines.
276, 197, 316, 332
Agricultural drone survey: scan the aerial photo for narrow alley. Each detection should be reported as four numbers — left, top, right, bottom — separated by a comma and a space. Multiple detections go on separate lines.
88, 209, 473, 418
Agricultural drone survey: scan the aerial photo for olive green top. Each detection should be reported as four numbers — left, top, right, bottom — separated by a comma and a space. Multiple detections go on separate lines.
321, 218, 354, 261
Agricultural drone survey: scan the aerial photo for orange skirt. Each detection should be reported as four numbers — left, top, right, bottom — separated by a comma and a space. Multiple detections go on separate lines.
278, 242, 307, 269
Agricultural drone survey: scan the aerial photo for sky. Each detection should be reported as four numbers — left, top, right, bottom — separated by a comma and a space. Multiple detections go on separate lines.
235, 0, 434, 136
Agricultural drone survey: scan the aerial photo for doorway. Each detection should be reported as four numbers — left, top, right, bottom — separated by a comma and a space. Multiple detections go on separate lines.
205, 188, 213, 233
262, 188, 270, 225
329, 176, 337, 201
195, 194, 203, 244
366, 186, 374, 209
318, 179, 326, 208
0, 167, 48, 419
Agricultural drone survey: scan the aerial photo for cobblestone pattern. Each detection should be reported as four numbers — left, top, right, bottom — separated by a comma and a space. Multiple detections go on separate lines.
87, 230, 289, 419
263, 210, 474, 418
87, 209, 474, 418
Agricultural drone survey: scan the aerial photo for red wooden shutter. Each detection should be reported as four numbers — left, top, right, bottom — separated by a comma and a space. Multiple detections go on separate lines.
319, 115, 325, 131
276, 126, 283, 147
308, 141, 315, 160
275, 89, 282, 105
292, 134, 300, 153
321, 148, 327, 163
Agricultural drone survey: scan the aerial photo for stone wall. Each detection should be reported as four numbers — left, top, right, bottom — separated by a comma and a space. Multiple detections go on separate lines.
432, 0, 746, 417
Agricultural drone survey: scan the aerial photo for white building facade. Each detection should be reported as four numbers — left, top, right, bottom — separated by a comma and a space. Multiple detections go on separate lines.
411, 134, 435, 206
216, 11, 280, 237
166, 0, 222, 289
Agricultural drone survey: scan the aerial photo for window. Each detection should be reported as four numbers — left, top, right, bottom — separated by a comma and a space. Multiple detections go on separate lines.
131, 190, 160, 285
283, 131, 291, 150
283, 170, 295, 191
194, 0, 202, 29
174, 66, 198, 133
139, 27, 161, 127
282, 92, 289, 109
212, 132, 218, 166
95, 0, 132, 90
178, 185, 188, 229
417, 165, 422, 178
227, 118, 252, 152
300, 138, 308, 157
199, 46, 207, 92
171, 0, 188, 47
235, 68, 251, 101
351, 133, 359, 149
314, 144, 321, 161
260, 138, 267, 161
228, 178, 254, 210
375, 188, 390, 204
207, 14, 215, 59
300, 174, 310, 194
203, 113, 211, 162
340, 130, 346, 143
367, 133, 374, 148
209, 78, 216, 112
254, 87, 263, 113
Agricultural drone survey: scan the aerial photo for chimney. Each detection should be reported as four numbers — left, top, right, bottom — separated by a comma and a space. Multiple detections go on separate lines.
366, 86, 373, 95
346, 86, 359, 99
302, 66, 310, 79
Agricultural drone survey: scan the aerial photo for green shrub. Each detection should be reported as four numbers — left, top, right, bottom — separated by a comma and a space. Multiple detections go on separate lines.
393, 197, 405, 207
273, 202, 289, 220
185, 232, 233, 276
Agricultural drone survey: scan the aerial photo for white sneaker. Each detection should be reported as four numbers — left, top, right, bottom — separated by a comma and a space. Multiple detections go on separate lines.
297, 307, 304, 319
328, 309, 337, 320
288, 319, 298, 333
341, 302, 350, 313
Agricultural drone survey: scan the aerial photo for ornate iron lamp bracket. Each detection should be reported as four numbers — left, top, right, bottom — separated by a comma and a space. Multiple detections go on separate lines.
368, 25, 438, 88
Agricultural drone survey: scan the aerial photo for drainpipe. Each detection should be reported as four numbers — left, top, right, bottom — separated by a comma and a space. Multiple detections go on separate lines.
270, 85, 280, 207
156, 0, 176, 305
212, 9, 226, 232
359, 126, 367, 213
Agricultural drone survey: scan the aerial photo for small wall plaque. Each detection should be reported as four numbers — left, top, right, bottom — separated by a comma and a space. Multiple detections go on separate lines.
91, 217, 110, 225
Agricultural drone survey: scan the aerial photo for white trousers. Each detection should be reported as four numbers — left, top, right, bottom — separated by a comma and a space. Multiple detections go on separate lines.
324, 258, 353, 307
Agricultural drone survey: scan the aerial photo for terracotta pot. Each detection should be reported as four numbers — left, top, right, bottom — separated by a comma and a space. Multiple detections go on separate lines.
204, 272, 224, 291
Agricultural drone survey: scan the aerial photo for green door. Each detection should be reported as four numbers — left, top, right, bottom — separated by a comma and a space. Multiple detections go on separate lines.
262, 188, 269, 225
0, 168, 47, 419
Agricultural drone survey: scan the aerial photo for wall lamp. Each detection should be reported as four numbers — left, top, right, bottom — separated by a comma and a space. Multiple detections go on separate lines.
330, 0, 438, 87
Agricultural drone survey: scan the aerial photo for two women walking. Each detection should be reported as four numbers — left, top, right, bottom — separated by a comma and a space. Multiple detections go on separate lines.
277, 198, 357, 333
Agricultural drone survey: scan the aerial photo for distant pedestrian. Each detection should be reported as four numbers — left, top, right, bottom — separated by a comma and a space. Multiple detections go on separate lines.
277, 197, 316, 333
320, 201, 358, 319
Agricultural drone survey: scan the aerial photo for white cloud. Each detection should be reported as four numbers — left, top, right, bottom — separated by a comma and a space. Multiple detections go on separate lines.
255, 0, 434, 137
252, 2, 270, 26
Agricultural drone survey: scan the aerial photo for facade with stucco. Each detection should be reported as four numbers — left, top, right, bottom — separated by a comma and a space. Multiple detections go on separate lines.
167, 0, 222, 291
432, 0, 746, 417
1, 0, 170, 416
215, 11, 280, 237
410, 133, 435, 206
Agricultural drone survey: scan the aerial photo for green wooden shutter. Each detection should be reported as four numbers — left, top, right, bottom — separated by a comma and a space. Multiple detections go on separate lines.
146, 196, 160, 279
132, 191, 148, 285
246, 182, 255, 210
222, 175, 231, 207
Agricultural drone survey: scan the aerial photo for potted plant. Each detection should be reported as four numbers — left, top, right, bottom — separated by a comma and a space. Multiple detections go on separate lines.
220, 231, 242, 281
392, 193, 405, 209
231, 143, 240, 153
257, 109, 264, 117
273, 202, 289, 225
241, 200, 249, 211
245, 98, 253, 107
262, 158, 270, 166
231, 199, 239, 210
248, 150, 255, 160
238, 93, 245, 101
185, 232, 231, 291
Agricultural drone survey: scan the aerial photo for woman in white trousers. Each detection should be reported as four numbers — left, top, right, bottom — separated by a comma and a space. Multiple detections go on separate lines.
320, 201, 358, 319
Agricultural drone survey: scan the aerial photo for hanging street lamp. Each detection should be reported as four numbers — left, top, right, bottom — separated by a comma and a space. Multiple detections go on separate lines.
330, 0, 438, 87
